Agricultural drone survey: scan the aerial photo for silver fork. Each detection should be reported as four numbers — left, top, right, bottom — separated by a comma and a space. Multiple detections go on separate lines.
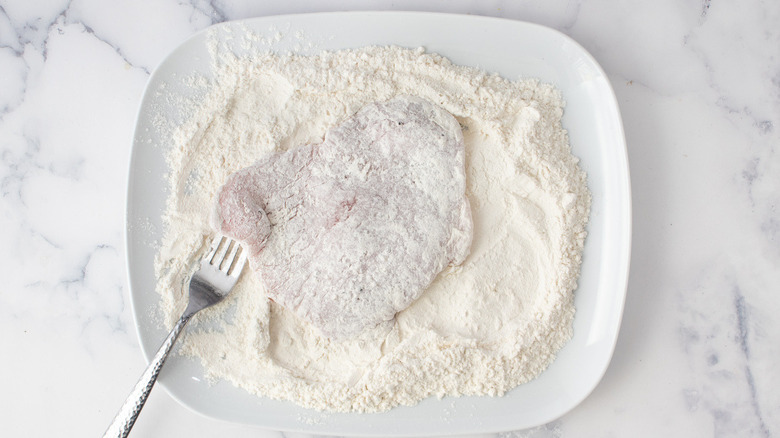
104, 235, 247, 438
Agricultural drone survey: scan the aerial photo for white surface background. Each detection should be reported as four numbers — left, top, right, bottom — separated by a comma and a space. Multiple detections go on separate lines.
1, 1, 778, 437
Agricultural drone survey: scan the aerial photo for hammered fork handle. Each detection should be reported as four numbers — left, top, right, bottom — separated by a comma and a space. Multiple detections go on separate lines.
103, 313, 193, 438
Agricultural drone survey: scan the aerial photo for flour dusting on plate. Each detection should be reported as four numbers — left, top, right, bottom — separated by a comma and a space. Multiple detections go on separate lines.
153, 41, 590, 412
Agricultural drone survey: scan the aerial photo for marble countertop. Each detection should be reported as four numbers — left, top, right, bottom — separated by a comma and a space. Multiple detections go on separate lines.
2, 1, 778, 437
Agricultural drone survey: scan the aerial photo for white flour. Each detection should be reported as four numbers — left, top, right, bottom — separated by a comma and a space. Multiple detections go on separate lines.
154, 44, 590, 412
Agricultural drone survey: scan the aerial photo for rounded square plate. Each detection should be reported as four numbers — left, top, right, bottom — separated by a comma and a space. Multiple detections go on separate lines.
126, 11, 631, 436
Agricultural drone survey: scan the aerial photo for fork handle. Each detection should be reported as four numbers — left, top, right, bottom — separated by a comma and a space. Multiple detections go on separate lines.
103, 314, 193, 438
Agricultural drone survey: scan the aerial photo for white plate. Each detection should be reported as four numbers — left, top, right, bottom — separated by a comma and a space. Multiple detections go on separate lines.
126, 12, 630, 436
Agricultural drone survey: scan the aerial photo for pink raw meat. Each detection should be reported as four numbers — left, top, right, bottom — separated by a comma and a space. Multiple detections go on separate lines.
213, 96, 472, 339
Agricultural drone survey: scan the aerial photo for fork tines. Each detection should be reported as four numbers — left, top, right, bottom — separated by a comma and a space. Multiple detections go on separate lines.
204, 235, 247, 277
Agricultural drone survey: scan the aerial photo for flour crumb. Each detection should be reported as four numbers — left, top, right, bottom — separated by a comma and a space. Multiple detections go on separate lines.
154, 43, 590, 413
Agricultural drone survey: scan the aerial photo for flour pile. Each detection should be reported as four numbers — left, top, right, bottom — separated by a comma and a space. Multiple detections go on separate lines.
154, 44, 590, 412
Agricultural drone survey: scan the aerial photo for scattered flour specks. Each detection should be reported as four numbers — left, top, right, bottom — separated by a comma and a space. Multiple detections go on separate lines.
153, 42, 590, 412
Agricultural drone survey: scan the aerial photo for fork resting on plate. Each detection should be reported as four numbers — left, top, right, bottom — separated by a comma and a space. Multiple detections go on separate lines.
103, 235, 247, 438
